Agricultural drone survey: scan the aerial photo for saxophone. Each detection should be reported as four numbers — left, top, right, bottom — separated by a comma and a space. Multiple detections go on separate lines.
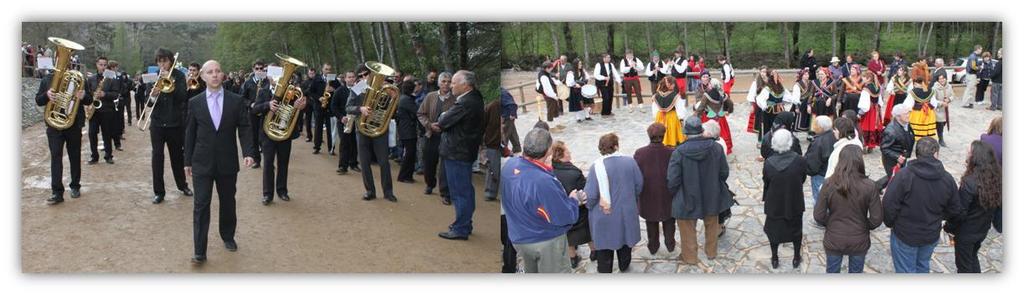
262, 53, 306, 141
84, 74, 106, 120
42, 37, 86, 130
319, 75, 332, 109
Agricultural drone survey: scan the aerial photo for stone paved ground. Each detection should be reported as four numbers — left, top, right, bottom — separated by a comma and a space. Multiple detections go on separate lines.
505, 72, 1003, 274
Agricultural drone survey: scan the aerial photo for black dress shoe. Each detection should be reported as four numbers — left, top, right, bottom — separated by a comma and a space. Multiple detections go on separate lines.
70, 188, 81, 199
152, 195, 164, 204
337, 167, 347, 174
305, 138, 312, 142
87, 159, 98, 165
278, 194, 291, 202
180, 188, 193, 197
313, 149, 320, 154
362, 193, 376, 201
424, 187, 434, 195
793, 255, 802, 268
190, 255, 206, 265
106, 158, 115, 164
384, 195, 398, 202
438, 231, 468, 240
329, 151, 336, 156
441, 197, 451, 206
397, 178, 415, 184
261, 196, 272, 206
224, 240, 238, 252
771, 257, 780, 269
485, 195, 497, 202
46, 194, 64, 205
116, 146, 124, 151
350, 166, 361, 172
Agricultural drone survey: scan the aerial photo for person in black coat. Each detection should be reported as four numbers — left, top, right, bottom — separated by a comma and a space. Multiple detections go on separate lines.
945, 140, 1002, 273
877, 103, 915, 190
346, 64, 397, 203
883, 137, 961, 273
395, 80, 420, 183
147, 49, 193, 204
549, 141, 592, 268
36, 71, 93, 204
799, 49, 819, 81
251, 67, 307, 205
762, 129, 808, 269
435, 70, 486, 240
183, 60, 257, 265
760, 111, 802, 160
667, 116, 731, 265
330, 71, 359, 173
804, 115, 836, 203
86, 56, 122, 164
307, 64, 338, 155
239, 61, 270, 168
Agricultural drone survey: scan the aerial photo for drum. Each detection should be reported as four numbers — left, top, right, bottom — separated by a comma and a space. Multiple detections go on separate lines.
581, 85, 598, 98
556, 84, 570, 100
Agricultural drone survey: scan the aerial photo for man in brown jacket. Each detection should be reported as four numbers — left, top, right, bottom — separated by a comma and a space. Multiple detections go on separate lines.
417, 72, 456, 205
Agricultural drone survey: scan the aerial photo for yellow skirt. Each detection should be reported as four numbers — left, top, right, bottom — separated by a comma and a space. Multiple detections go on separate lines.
656, 109, 686, 147
909, 108, 938, 141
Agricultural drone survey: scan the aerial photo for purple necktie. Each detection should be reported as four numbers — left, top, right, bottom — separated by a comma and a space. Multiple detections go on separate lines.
209, 92, 222, 131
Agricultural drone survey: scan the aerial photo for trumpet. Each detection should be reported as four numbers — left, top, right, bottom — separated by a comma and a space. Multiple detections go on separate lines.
42, 37, 86, 130
187, 73, 200, 90
139, 52, 179, 131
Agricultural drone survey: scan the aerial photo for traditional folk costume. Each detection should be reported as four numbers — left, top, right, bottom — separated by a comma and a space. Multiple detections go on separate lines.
696, 85, 735, 154
619, 56, 645, 111
746, 76, 768, 136
809, 76, 839, 118
857, 81, 884, 149
884, 75, 910, 126
755, 83, 798, 142
593, 61, 622, 116
670, 56, 689, 95
840, 75, 864, 116
792, 79, 814, 132
565, 69, 591, 122
535, 69, 560, 122
721, 62, 736, 96
900, 84, 939, 141
653, 89, 687, 147
646, 59, 670, 99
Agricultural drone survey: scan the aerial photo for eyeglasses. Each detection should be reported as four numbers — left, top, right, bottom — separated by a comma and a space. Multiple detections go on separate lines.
254, 67, 267, 72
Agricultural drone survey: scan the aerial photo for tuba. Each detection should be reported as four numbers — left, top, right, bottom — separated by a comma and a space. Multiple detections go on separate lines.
356, 61, 401, 138
138, 52, 179, 131
42, 37, 86, 130
262, 53, 306, 141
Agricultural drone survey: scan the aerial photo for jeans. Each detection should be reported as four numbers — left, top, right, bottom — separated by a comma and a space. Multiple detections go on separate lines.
445, 159, 475, 236
484, 148, 500, 199
811, 175, 825, 204
826, 254, 866, 273
890, 234, 937, 273
990, 83, 1002, 109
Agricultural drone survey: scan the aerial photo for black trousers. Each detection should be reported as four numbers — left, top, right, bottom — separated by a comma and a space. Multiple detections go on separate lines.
192, 173, 237, 257
338, 129, 359, 169
876, 156, 901, 190
357, 133, 393, 197
422, 135, 448, 197
955, 238, 984, 273
46, 126, 82, 194
249, 113, 262, 163
134, 96, 146, 120
112, 101, 125, 141
760, 111, 777, 144
975, 79, 990, 102
150, 126, 188, 196
645, 219, 676, 254
313, 110, 333, 151
120, 96, 132, 125
301, 106, 313, 140
544, 96, 560, 122
261, 134, 292, 197
500, 214, 518, 273
595, 245, 632, 273
397, 138, 417, 181
598, 84, 614, 115
88, 111, 116, 161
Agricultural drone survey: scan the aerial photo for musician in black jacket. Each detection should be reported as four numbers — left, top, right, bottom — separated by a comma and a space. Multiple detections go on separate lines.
239, 61, 270, 169
346, 64, 397, 202
185, 63, 206, 135
119, 70, 132, 128
148, 48, 193, 204
106, 60, 126, 151
309, 64, 337, 155
134, 72, 149, 121
36, 71, 93, 204
86, 56, 121, 164
184, 60, 257, 264
331, 71, 359, 174
252, 68, 307, 205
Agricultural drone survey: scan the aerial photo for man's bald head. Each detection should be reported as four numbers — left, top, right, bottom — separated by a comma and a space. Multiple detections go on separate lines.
201, 60, 224, 90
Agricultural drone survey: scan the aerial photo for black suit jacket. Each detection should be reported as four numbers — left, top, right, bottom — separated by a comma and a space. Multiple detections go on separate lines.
184, 90, 257, 176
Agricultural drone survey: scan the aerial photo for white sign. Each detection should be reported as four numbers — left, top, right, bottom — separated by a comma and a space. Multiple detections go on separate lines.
267, 66, 284, 81
326, 74, 337, 81
102, 69, 118, 79
141, 73, 158, 84
37, 57, 54, 70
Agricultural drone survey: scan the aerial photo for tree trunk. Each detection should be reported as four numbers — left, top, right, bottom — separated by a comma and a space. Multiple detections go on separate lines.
562, 22, 575, 58
781, 22, 791, 67
874, 22, 882, 51
328, 23, 340, 68
839, 22, 847, 59
548, 22, 560, 57
368, 22, 382, 61
791, 22, 800, 63
923, 22, 934, 57
348, 23, 365, 64
458, 22, 468, 69
383, 22, 400, 71
582, 23, 591, 65
682, 23, 689, 53
990, 22, 1000, 53
606, 23, 614, 56
722, 22, 731, 61
404, 22, 428, 76
831, 22, 837, 58
917, 22, 927, 57
622, 23, 630, 52
439, 22, 453, 73
644, 22, 653, 54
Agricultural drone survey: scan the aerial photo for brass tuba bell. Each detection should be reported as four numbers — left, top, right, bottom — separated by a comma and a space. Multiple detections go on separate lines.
262, 53, 306, 141
356, 61, 401, 138
42, 37, 87, 130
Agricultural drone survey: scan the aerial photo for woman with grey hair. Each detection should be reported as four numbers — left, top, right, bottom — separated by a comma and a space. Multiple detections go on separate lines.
702, 120, 728, 153
762, 129, 808, 269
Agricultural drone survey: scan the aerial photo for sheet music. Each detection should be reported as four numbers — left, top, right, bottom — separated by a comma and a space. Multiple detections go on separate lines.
141, 73, 158, 84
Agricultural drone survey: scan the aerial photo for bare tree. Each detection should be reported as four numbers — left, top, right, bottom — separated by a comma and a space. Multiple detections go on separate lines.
831, 22, 837, 57
644, 22, 653, 54
922, 22, 934, 58
348, 23, 365, 64
606, 23, 614, 56
562, 23, 575, 58
781, 22, 791, 67
383, 22, 399, 70
682, 23, 689, 53
548, 23, 560, 57
622, 23, 630, 52
722, 22, 732, 61
874, 22, 882, 51
368, 22, 382, 61
439, 22, 453, 73
582, 23, 591, 64
458, 22, 468, 69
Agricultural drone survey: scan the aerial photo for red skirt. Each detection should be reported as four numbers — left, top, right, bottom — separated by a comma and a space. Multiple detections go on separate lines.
746, 102, 760, 133
860, 103, 883, 148
883, 94, 896, 126
675, 77, 687, 94
702, 114, 733, 155
723, 79, 735, 96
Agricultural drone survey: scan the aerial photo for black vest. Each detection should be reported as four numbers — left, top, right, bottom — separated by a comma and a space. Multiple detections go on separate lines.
721, 63, 734, 81
671, 57, 686, 78
535, 71, 552, 96
647, 60, 665, 82
622, 57, 640, 78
